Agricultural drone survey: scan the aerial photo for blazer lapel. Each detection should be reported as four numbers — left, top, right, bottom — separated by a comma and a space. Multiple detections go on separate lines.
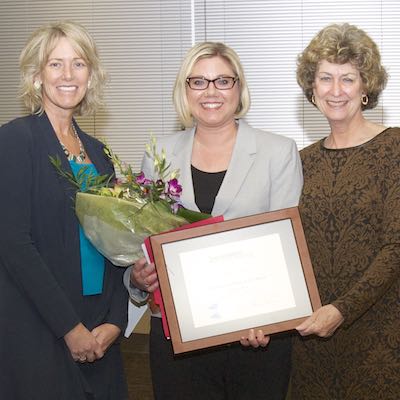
212, 119, 256, 216
78, 125, 112, 176
36, 113, 77, 203
35, 113, 78, 242
37, 112, 72, 174
171, 127, 200, 212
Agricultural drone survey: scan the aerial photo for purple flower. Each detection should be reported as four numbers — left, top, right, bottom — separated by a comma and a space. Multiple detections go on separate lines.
135, 171, 151, 185
167, 178, 182, 197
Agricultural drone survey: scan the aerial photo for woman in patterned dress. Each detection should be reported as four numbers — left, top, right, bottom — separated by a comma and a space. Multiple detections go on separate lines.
291, 23, 400, 399
244, 22, 400, 399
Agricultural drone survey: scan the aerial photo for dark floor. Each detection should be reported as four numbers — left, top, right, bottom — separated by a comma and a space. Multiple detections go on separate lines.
121, 334, 154, 400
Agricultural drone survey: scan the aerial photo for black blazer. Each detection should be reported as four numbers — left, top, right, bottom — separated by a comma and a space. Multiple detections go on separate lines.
0, 113, 128, 399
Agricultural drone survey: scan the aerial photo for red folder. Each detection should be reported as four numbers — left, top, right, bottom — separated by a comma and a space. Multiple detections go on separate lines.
144, 215, 224, 339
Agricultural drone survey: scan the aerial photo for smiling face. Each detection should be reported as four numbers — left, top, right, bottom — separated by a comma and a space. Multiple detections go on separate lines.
186, 56, 240, 130
313, 60, 365, 125
39, 37, 90, 118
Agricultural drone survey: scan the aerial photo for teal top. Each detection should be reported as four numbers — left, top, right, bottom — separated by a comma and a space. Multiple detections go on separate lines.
69, 160, 105, 296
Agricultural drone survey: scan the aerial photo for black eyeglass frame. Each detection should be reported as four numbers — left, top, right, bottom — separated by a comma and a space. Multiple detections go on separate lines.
185, 76, 239, 90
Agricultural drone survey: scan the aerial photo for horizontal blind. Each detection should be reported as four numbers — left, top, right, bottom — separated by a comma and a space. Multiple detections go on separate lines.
1, 1, 400, 164
88, 1, 192, 169
194, 0, 400, 149
0, 0, 191, 170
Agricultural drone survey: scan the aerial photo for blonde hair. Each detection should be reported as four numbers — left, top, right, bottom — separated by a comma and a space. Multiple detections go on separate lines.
173, 42, 250, 128
19, 20, 107, 115
297, 23, 387, 110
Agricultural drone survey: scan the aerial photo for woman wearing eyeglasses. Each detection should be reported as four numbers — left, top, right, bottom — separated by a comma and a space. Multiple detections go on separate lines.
126, 42, 303, 400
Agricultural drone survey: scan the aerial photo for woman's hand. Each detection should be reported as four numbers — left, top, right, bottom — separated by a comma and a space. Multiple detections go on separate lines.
91, 323, 121, 354
130, 257, 159, 292
64, 322, 103, 363
240, 329, 271, 348
296, 304, 344, 337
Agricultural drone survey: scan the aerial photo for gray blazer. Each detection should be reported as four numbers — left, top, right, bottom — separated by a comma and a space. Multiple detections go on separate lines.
125, 119, 303, 304
142, 119, 303, 219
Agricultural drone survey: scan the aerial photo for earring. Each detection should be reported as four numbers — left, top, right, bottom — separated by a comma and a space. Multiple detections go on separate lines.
311, 94, 316, 104
361, 94, 369, 106
87, 79, 92, 89
33, 80, 42, 90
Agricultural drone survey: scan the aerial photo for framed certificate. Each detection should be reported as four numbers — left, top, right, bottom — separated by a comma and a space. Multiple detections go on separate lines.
150, 207, 321, 354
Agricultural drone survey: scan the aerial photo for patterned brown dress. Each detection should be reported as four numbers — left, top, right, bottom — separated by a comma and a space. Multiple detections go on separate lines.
291, 128, 400, 400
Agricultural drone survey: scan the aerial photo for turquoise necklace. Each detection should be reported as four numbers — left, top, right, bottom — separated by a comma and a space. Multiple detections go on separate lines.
60, 123, 86, 163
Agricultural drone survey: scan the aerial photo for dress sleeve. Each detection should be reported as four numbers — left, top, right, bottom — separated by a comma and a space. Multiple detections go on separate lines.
0, 123, 80, 338
333, 138, 400, 327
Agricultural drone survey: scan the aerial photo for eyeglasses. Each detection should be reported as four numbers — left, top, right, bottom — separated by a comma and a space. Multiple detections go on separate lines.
186, 76, 238, 90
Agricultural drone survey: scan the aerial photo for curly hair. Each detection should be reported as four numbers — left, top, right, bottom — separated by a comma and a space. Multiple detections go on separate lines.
297, 23, 387, 110
19, 20, 107, 116
173, 42, 251, 128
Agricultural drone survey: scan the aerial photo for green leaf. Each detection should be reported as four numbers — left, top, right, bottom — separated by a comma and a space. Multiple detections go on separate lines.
176, 207, 212, 223
49, 155, 114, 193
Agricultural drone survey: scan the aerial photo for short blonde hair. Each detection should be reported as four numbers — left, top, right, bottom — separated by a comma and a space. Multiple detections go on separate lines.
173, 42, 251, 128
297, 23, 387, 110
19, 20, 107, 116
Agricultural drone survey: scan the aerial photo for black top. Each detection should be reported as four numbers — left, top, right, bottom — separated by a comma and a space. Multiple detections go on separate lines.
191, 165, 226, 214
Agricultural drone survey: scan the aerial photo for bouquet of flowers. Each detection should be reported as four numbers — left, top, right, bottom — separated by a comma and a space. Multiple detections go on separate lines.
51, 137, 210, 267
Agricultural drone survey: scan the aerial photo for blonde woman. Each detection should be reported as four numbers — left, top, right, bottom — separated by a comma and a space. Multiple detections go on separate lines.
127, 42, 303, 400
0, 21, 128, 400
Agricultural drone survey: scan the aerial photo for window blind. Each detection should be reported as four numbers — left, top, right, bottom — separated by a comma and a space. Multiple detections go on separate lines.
1, 0, 400, 169
194, 0, 400, 149
0, 0, 191, 169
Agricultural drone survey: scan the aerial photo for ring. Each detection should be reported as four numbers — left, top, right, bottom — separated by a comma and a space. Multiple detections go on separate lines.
79, 356, 87, 362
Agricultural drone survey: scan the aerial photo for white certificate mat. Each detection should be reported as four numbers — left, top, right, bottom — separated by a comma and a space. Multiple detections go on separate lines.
180, 233, 295, 329
150, 207, 321, 353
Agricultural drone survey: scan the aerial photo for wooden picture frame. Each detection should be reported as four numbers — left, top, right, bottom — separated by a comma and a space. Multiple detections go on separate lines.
150, 207, 321, 354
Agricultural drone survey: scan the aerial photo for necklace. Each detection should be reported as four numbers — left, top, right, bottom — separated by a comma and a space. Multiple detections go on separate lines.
60, 123, 86, 163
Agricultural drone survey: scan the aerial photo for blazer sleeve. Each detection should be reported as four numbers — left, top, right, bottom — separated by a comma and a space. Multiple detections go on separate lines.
0, 122, 80, 338
105, 261, 129, 330
269, 139, 303, 210
123, 266, 149, 304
